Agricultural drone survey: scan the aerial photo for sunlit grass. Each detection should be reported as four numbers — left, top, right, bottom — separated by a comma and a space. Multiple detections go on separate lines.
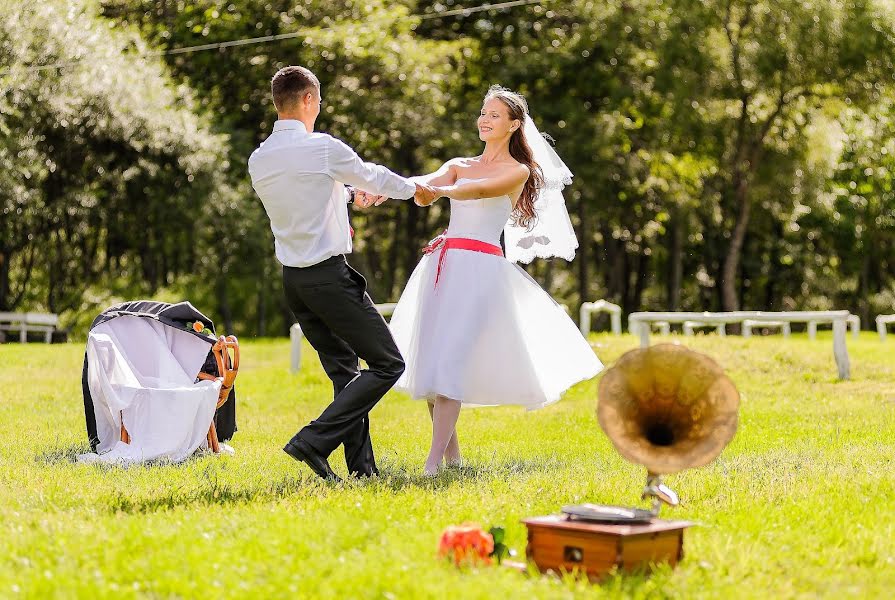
1, 332, 894, 598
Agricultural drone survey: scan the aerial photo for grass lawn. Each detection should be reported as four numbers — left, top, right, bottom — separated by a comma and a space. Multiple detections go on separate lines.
1, 333, 894, 598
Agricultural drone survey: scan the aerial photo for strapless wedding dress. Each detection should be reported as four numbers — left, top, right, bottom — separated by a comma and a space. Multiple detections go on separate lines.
389, 179, 603, 409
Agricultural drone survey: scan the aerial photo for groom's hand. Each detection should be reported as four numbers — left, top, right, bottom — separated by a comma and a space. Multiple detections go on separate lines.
353, 190, 386, 209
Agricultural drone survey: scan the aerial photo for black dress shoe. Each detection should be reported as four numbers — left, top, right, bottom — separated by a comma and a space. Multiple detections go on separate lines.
283, 439, 342, 482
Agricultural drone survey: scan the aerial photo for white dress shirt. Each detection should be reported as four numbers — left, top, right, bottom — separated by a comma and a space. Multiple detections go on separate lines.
248, 120, 416, 267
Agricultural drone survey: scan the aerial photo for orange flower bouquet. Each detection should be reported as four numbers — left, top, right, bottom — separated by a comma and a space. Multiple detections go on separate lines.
437, 523, 497, 566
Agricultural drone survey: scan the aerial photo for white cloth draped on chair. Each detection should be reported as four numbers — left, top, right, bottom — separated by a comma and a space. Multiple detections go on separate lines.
77, 315, 221, 464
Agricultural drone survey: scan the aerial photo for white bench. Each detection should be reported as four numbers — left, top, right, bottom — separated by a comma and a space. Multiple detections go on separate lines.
652, 320, 671, 335
807, 314, 860, 340
742, 320, 791, 338
682, 321, 726, 337
877, 314, 895, 342
579, 300, 622, 336
628, 318, 671, 336
290, 303, 400, 373
376, 303, 398, 319
0, 312, 60, 343
628, 311, 851, 380
290, 323, 304, 373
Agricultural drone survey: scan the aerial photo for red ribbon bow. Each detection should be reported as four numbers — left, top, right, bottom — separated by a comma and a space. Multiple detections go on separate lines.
421, 230, 448, 256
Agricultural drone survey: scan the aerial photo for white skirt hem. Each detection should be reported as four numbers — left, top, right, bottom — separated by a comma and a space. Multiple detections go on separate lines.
394, 363, 602, 411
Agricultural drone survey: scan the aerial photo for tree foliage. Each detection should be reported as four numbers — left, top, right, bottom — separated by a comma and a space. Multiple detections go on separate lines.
3, 0, 895, 337
0, 0, 226, 325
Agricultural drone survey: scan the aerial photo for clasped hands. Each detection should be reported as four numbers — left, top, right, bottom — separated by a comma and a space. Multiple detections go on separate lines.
353, 183, 439, 209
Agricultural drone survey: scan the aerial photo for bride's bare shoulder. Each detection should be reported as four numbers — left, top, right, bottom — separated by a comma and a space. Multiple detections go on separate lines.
500, 160, 530, 182
449, 157, 480, 169
511, 161, 530, 176
452, 157, 529, 179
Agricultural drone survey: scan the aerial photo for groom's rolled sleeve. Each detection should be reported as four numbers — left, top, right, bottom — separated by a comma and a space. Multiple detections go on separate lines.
326, 136, 416, 200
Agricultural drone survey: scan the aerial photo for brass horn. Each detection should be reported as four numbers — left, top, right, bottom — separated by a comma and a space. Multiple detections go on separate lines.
596, 343, 739, 516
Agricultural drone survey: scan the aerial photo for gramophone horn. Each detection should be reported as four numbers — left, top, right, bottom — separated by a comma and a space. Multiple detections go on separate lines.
597, 344, 739, 476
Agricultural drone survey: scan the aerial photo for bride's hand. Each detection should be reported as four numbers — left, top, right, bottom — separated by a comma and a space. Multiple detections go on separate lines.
414, 183, 439, 207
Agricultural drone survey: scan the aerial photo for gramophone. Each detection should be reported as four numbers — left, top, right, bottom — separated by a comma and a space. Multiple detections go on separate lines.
522, 344, 739, 579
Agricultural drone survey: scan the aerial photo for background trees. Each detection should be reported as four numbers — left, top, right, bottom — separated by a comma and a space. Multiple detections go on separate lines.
3, 0, 894, 337
1, 1, 225, 328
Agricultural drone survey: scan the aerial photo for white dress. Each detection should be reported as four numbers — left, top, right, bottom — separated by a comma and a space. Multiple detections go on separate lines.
389, 179, 603, 409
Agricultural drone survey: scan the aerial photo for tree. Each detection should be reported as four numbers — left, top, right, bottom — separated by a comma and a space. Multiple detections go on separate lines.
683, 0, 895, 311
0, 0, 226, 316
4, 0, 895, 336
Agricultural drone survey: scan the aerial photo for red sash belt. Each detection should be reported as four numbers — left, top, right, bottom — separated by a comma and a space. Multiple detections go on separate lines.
422, 230, 504, 288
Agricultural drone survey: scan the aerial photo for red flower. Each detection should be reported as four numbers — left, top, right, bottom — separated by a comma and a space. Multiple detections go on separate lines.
438, 524, 495, 566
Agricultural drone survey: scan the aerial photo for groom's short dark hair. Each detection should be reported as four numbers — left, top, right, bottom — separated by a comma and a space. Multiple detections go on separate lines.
271, 66, 320, 111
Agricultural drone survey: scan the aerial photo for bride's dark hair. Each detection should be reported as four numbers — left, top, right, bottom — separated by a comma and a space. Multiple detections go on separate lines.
484, 85, 543, 230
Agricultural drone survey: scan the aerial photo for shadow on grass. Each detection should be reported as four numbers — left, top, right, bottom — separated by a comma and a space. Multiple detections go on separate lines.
103, 456, 564, 513
107, 474, 312, 513
36, 443, 92, 464
37, 444, 226, 468
369, 455, 566, 492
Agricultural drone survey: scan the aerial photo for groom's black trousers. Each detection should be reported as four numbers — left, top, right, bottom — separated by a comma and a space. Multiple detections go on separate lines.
282, 255, 405, 476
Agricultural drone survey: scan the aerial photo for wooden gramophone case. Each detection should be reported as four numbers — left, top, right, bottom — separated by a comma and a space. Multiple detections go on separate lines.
522, 515, 692, 580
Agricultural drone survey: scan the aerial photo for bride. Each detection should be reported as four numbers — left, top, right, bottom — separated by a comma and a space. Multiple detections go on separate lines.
388, 85, 603, 476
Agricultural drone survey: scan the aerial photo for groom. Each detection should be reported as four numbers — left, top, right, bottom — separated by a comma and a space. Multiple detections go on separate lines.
248, 65, 435, 481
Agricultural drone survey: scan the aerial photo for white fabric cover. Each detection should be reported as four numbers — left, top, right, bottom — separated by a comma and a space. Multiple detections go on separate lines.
77, 316, 221, 464
390, 184, 603, 410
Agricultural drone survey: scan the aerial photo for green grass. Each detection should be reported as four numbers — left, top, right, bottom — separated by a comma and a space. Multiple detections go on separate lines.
1, 333, 894, 599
